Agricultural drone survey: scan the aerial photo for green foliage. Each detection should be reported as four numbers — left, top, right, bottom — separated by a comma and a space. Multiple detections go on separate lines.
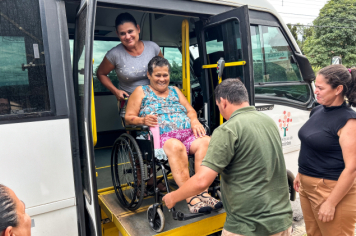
303, 0, 356, 68
312, 66, 323, 74
170, 60, 182, 83
287, 23, 314, 54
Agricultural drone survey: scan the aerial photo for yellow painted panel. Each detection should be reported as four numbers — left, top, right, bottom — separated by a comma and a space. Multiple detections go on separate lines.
91, 59, 97, 146
102, 222, 119, 236
156, 212, 226, 236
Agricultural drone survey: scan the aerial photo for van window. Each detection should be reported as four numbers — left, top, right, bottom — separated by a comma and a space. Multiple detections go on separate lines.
204, 20, 244, 81
251, 25, 302, 83
70, 39, 119, 93
162, 47, 182, 87
0, 0, 50, 116
251, 25, 310, 103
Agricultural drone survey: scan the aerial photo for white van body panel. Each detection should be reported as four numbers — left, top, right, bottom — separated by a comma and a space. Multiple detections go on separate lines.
258, 103, 310, 176
30, 206, 78, 236
0, 119, 78, 235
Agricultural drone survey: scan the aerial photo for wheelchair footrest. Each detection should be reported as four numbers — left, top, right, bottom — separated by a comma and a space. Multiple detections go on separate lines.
172, 210, 210, 221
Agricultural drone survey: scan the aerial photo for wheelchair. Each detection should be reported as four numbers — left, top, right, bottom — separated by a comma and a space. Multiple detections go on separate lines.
110, 118, 221, 233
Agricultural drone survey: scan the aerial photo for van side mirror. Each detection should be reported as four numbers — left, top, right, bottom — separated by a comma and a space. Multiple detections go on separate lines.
331, 56, 342, 65
294, 54, 315, 83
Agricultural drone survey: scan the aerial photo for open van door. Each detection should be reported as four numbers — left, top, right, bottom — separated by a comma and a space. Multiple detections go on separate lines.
72, 0, 101, 235
195, 5, 254, 129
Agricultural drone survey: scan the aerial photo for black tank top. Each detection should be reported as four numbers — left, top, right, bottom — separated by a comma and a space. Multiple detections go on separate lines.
298, 103, 356, 180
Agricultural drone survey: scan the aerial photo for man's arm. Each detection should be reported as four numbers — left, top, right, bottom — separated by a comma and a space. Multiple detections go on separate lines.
162, 166, 218, 209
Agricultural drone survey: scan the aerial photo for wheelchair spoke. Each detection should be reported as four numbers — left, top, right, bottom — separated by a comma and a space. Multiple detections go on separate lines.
111, 133, 144, 210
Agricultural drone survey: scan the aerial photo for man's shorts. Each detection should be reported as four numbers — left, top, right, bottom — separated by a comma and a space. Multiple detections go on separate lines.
160, 129, 197, 155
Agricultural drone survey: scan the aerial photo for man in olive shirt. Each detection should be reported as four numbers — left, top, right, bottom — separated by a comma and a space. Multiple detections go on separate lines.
163, 79, 292, 236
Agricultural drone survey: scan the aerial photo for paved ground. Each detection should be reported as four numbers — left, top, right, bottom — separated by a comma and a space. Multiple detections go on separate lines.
291, 198, 307, 236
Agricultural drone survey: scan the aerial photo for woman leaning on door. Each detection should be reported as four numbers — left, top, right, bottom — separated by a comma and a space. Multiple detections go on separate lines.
294, 65, 356, 236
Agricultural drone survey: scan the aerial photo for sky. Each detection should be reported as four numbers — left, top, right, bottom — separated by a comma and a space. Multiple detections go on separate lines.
266, 0, 329, 25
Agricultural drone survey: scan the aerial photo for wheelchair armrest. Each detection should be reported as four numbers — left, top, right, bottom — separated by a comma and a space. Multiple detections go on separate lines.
125, 125, 150, 131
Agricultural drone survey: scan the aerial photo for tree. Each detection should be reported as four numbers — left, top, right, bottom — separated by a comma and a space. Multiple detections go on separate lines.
303, 0, 356, 68
287, 23, 314, 54
170, 60, 182, 83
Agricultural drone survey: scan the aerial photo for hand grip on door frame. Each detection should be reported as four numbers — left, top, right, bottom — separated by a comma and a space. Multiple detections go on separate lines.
202, 59, 246, 125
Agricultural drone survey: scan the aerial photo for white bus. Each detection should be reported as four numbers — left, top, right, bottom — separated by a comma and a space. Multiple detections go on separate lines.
0, 0, 315, 235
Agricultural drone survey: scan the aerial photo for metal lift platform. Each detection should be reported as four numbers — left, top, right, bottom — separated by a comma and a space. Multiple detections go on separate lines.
99, 190, 226, 236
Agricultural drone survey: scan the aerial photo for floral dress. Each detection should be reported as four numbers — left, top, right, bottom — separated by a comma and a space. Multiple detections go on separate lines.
139, 85, 191, 135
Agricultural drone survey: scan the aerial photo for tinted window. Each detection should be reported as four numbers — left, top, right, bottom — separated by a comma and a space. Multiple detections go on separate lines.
0, 0, 50, 116
251, 25, 302, 83
251, 25, 310, 103
162, 47, 182, 87
203, 20, 244, 128
70, 40, 119, 93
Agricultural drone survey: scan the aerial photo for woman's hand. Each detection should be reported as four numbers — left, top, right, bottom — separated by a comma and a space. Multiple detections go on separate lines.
191, 119, 206, 138
143, 115, 158, 127
318, 200, 336, 223
115, 89, 129, 101
293, 173, 301, 192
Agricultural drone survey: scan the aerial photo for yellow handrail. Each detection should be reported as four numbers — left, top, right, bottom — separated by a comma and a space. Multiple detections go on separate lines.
181, 19, 191, 103
91, 59, 97, 147
202, 60, 246, 125
202, 61, 246, 69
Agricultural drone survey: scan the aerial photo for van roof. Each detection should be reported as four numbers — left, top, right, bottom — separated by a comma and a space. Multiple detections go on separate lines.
192, 0, 280, 22
192, 0, 301, 53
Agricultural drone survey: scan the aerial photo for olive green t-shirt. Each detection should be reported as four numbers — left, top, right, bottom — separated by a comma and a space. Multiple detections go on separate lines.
202, 106, 292, 236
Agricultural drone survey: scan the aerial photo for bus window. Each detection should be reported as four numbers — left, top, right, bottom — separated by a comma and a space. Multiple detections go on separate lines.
161, 47, 183, 87
251, 25, 311, 104
0, 0, 50, 117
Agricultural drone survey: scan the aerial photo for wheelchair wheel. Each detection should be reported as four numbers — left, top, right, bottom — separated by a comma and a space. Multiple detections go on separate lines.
147, 205, 165, 233
111, 133, 145, 211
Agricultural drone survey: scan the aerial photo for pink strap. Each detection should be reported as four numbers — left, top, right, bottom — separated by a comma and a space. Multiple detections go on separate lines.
348, 69, 352, 73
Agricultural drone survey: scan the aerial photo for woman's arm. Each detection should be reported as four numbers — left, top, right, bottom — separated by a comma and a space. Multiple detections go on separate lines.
97, 57, 129, 101
125, 87, 157, 127
174, 87, 205, 138
318, 118, 356, 223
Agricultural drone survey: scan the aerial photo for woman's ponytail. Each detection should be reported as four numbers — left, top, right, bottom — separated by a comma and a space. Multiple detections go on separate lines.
347, 68, 356, 107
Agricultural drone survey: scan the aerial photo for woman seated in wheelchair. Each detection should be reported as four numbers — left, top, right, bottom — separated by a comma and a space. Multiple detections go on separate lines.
125, 56, 222, 214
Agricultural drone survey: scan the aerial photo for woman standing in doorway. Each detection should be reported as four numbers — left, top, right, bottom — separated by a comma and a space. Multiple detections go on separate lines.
97, 12, 165, 193
97, 12, 163, 114
294, 65, 356, 235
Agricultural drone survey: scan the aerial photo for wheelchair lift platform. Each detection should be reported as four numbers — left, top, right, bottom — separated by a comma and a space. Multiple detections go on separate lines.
99, 191, 226, 236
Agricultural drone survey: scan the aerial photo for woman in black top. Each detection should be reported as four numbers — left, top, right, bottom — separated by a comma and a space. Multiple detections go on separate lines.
294, 65, 356, 235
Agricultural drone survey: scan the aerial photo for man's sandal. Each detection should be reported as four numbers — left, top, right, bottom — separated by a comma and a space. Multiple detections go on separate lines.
187, 196, 213, 214
197, 191, 223, 210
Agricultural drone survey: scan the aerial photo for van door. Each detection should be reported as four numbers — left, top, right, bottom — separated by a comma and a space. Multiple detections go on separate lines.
72, 1, 101, 235
195, 5, 254, 129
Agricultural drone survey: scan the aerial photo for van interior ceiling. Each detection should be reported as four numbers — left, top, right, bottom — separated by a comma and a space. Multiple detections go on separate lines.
66, 2, 199, 46
65, 2, 202, 189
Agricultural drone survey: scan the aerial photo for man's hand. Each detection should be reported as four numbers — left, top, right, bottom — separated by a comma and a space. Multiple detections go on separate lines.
162, 192, 177, 210
318, 200, 336, 223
